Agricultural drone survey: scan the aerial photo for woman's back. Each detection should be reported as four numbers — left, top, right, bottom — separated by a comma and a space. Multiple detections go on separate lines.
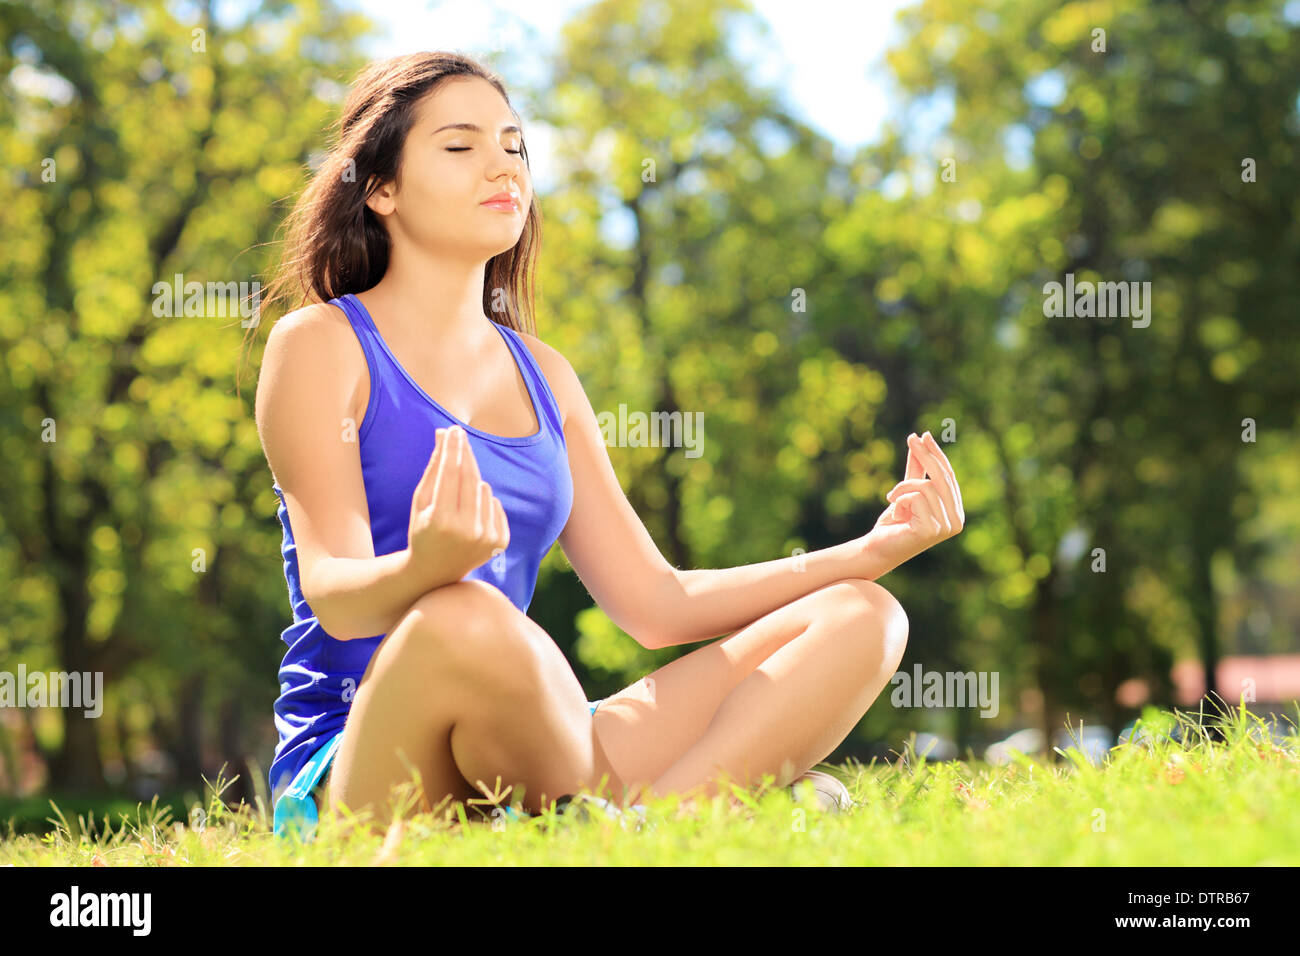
258, 293, 573, 803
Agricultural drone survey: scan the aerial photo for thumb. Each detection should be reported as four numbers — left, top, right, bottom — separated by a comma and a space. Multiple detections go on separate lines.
893, 492, 922, 524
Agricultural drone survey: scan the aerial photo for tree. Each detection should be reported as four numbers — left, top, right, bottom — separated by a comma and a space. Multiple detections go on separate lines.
836, 0, 1300, 750
0, 0, 367, 791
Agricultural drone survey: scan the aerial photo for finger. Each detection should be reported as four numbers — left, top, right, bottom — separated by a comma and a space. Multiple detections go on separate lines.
451, 426, 474, 514
892, 491, 922, 524
466, 445, 489, 534
454, 427, 484, 516
459, 425, 483, 484
887, 477, 929, 501
889, 462, 956, 509
413, 433, 445, 512
485, 493, 502, 549
910, 477, 951, 534
909, 434, 958, 528
494, 497, 510, 550
928, 436, 964, 524
476, 480, 491, 539
431, 426, 459, 515
922, 432, 964, 524
418, 428, 449, 512
904, 433, 925, 480
923, 430, 956, 474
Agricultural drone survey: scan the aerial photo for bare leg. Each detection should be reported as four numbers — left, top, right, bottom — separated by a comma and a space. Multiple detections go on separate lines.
328, 580, 600, 827
630, 580, 907, 804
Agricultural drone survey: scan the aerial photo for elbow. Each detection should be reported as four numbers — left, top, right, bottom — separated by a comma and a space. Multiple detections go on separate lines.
626, 608, 670, 655
305, 593, 343, 640
635, 568, 683, 650
644, 567, 686, 650
637, 621, 677, 651
313, 605, 367, 642
632, 611, 678, 652
312, 605, 344, 641
300, 574, 328, 634
608, 603, 668, 651
300, 566, 352, 641
308, 591, 367, 642
615, 613, 664, 651
599, 567, 680, 651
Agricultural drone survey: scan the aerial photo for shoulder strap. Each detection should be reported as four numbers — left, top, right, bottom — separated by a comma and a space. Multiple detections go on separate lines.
495, 323, 565, 436
330, 293, 387, 384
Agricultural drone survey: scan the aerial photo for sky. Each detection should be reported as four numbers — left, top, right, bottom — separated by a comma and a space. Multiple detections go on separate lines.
346, 0, 921, 165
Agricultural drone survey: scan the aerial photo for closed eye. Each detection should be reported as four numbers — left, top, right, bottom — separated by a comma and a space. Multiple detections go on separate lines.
447, 147, 523, 154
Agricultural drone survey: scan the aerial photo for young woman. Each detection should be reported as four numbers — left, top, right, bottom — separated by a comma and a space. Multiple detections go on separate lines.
252, 51, 964, 834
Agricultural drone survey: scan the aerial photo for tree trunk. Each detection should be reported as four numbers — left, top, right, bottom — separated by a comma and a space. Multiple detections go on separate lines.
115, 706, 136, 793
1032, 568, 1063, 761
0, 717, 17, 792
173, 673, 205, 788
655, 373, 689, 571
1190, 527, 1224, 736
218, 696, 251, 806
48, 545, 106, 790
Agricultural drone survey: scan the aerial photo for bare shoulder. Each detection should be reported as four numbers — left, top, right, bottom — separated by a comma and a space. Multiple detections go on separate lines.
257, 299, 367, 433
515, 328, 570, 370
516, 329, 580, 424
267, 300, 352, 346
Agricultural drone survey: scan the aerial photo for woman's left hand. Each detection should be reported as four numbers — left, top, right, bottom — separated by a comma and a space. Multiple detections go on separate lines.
864, 430, 965, 574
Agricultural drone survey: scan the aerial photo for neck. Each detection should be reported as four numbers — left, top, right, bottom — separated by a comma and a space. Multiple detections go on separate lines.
362, 241, 492, 343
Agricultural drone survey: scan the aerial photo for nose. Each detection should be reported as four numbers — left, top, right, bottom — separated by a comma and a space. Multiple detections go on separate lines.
489, 146, 525, 189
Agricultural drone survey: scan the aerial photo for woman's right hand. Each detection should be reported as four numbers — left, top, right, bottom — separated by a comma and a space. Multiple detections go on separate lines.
407, 425, 510, 582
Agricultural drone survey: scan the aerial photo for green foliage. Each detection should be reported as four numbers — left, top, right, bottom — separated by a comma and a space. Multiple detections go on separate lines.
827, 0, 1300, 745
1, 0, 1295, 800
0, 0, 370, 789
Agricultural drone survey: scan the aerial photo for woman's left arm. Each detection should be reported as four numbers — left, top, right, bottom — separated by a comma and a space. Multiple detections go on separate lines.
654, 426, 967, 644
650, 536, 892, 648
532, 337, 962, 650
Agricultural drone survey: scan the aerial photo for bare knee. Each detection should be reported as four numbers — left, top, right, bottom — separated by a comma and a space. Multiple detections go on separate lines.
388, 579, 541, 697
823, 578, 909, 668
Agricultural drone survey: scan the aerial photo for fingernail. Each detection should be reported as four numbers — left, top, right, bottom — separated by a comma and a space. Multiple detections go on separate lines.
924, 431, 932, 441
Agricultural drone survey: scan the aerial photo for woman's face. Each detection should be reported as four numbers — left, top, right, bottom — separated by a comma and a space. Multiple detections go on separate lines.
366, 75, 531, 263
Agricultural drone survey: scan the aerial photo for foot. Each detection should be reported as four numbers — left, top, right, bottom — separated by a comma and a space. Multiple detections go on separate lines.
551, 794, 649, 831
789, 770, 854, 812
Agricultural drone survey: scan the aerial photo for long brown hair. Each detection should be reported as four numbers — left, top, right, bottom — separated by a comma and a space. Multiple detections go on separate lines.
238, 51, 542, 397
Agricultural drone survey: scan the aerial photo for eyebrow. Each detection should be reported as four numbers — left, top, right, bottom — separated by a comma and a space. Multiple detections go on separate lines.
432, 122, 522, 136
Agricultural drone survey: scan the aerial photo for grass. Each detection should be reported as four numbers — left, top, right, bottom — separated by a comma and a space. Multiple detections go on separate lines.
2, 702, 1296, 866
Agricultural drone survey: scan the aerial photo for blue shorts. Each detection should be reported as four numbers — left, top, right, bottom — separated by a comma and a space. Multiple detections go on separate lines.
273, 698, 606, 839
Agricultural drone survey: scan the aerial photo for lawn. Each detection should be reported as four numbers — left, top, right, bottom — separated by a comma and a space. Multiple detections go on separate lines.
3, 705, 1296, 866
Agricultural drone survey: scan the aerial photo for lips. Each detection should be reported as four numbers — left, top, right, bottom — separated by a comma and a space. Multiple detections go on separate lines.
482, 192, 520, 209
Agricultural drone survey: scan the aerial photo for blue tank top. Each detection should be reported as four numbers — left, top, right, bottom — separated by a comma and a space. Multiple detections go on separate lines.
267, 293, 574, 802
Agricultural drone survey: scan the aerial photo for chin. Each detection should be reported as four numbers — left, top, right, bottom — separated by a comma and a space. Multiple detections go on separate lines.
484, 229, 525, 251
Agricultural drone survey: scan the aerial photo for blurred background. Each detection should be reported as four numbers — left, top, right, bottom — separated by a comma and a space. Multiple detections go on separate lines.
1, 0, 1297, 827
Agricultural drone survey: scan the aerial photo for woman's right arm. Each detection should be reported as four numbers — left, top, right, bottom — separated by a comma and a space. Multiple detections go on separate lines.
255, 303, 453, 641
